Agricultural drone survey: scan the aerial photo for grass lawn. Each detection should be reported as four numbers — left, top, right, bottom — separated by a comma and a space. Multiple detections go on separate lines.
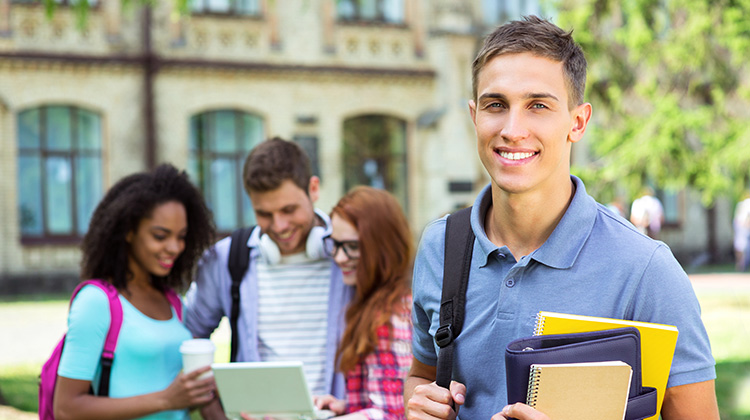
0, 280, 748, 419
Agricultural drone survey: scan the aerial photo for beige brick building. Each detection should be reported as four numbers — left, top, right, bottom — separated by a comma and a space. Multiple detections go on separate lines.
0, 0, 735, 292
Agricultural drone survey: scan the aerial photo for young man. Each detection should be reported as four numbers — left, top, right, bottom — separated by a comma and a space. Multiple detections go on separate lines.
184, 138, 353, 408
405, 16, 718, 420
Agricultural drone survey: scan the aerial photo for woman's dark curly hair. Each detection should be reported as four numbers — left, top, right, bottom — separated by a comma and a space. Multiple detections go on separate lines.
80, 164, 215, 293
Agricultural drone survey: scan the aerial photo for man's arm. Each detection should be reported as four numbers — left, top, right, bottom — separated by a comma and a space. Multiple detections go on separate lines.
404, 358, 465, 420
661, 380, 719, 420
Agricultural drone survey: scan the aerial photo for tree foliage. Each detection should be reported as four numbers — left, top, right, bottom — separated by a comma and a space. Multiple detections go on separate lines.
557, 0, 750, 205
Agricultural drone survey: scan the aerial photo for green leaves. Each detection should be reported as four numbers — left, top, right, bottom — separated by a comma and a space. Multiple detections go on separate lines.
566, 0, 750, 204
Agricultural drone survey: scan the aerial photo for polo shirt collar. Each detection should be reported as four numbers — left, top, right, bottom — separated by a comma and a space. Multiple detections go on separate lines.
469, 175, 597, 269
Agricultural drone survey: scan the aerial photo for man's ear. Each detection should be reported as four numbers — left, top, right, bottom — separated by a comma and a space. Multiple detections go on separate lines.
308, 176, 320, 203
468, 100, 477, 124
568, 102, 592, 143
126, 230, 133, 244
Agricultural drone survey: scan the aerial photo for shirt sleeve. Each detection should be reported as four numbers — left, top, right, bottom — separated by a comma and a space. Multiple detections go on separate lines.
411, 219, 446, 367
58, 285, 110, 380
183, 241, 230, 338
630, 243, 717, 388
346, 310, 412, 420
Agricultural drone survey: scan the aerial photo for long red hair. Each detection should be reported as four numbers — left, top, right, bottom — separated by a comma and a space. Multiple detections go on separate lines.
332, 186, 413, 373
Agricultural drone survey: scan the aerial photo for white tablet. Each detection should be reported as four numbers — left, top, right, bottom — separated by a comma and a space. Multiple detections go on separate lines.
211, 361, 334, 420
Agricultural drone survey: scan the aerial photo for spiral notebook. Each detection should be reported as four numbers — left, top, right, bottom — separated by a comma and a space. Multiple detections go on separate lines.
526, 361, 633, 420
534, 311, 678, 420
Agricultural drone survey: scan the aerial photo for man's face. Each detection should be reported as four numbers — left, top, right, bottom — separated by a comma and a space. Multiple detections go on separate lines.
248, 177, 319, 256
469, 52, 590, 196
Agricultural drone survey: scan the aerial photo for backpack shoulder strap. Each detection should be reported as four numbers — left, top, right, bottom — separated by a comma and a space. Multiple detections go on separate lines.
227, 226, 255, 362
164, 288, 183, 321
435, 206, 474, 389
74, 279, 123, 396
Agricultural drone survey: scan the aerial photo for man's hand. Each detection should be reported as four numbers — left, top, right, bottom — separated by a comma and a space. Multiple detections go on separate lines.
491, 403, 550, 420
404, 358, 465, 419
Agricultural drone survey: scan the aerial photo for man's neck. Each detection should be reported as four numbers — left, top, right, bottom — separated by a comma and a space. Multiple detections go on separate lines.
485, 178, 575, 260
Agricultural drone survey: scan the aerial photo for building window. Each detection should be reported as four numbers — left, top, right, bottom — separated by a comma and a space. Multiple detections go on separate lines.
342, 114, 407, 209
481, 0, 541, 27
188, 110, 264, 232
190, 0, 260, 15
17, 106, 103, 243
337, 0, 405, 24
293, 135, 320, 179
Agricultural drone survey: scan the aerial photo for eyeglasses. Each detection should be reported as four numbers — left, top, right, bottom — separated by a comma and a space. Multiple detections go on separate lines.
323, 236, 360, 259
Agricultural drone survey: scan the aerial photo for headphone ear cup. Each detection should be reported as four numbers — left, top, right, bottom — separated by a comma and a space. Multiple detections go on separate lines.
305, 226, 328, 260
258, 233, 281, 266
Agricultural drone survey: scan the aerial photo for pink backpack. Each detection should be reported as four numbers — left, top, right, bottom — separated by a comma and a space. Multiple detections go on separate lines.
39, 279, 183, 420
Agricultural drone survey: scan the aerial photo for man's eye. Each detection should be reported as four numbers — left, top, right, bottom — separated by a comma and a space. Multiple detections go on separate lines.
532, 103, 547, 109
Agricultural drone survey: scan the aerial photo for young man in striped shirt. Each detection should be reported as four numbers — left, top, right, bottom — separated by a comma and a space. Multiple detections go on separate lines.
184, 137, 353, 417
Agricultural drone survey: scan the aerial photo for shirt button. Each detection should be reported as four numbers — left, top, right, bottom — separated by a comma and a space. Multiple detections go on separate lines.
506, 278, 515, 287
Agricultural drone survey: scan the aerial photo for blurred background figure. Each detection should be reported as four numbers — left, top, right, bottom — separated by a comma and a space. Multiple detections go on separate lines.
630, 187, 665, 239
733, 192, 750, 272
314, 186, 414, 420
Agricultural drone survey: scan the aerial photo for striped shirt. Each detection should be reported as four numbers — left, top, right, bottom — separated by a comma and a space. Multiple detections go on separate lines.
345, 298, 412, 420
256, 252, 331, 396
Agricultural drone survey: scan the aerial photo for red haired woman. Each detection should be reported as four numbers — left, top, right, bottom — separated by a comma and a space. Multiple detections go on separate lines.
316, 186, 414, 419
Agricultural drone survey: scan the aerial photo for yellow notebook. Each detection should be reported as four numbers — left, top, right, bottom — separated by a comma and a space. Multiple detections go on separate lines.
527, 361, 633, 420
534, 311, 679, 420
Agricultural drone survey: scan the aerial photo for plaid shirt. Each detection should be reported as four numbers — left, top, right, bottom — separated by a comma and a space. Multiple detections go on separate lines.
344, 298, 412, 420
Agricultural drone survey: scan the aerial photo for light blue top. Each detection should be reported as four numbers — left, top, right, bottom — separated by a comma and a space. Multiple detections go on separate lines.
183, 209, 354, 398
412, 176, 716, 419
58, 285, 192, 420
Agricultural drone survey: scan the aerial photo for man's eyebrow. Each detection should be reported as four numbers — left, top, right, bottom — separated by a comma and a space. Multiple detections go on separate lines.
477, 92, 560, 102
525, 92, 560, 102
477, 93, 507, 102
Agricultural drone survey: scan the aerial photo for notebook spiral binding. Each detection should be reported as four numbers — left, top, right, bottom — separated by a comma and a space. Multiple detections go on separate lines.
533, 313, 546, 336
526, 365, 541, 407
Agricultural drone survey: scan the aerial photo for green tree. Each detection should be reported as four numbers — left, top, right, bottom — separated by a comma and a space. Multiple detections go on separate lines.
558, 0, 750, 260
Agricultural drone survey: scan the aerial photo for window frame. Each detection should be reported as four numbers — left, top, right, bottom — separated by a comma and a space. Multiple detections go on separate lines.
188, 109, 264, 234
189, 0, 263, 17
17, 105, 103, 246
336, 0, 406, 26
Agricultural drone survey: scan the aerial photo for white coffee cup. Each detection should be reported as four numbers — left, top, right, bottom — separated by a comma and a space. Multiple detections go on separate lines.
180, 338, 215, 379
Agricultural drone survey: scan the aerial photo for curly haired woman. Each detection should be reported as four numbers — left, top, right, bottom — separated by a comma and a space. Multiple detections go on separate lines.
54, 164, 216, 420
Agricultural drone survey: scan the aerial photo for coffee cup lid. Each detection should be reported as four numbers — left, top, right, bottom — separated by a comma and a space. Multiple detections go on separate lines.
180, 338, 215, 354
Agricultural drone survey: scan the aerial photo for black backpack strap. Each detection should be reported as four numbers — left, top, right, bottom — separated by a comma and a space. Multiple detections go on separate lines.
227, 226, 255, 362
435, 206, 475, 389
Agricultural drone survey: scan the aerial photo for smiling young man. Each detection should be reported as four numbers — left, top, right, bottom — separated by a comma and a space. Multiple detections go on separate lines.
183, 138, 353, 416
405, 16, 719, 420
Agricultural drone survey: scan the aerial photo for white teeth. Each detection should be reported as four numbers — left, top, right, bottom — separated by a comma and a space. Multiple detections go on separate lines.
499, 151, 535, 160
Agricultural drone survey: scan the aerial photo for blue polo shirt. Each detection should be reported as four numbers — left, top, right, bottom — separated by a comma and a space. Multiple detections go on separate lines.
412, 176, 716, 419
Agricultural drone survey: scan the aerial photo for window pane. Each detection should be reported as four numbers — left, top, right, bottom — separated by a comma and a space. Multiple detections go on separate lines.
210, 159, 238, 231
77, 109, 101, 151
240, 114, 264, 151
206, 0, 230, 13
18, 109, 41, 149
45, 157, 73, 234
361, 0, 376, 20
75, 156, 102, 235
18, 156, 43, 235
242, 193, 256, 226
338, 0, 356, 19
236, 0, 259, 14
46, 106, 73, 151
212, 111, 237, 153
382, 0, 404, 23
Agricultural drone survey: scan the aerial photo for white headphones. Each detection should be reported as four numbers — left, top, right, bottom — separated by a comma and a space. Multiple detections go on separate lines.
257, 210, 330, 266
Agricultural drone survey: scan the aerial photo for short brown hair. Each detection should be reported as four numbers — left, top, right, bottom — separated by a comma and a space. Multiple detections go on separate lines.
472, 15, 587, 107
242, 137, 312, 194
